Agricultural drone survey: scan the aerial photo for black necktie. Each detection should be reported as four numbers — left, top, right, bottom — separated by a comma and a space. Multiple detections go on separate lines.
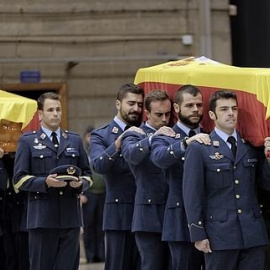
188, 129, 196, 137
227, 136, 237, 157
51, 132, 59, 148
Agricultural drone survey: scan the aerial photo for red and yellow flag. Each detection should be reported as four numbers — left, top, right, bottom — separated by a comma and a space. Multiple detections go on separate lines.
0, 90, 38, 151
134, 56, 270, 146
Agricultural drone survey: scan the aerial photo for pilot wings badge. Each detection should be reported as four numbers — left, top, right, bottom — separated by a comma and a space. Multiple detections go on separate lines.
209, 152, 224, 160
33, 144, 46, 150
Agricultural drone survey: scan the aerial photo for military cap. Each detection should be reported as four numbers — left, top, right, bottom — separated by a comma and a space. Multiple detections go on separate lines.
49, 165, 81, 181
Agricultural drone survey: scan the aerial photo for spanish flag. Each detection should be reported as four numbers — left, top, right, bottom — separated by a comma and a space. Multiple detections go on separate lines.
134, 56, 270, 147
0, 90, 38, 152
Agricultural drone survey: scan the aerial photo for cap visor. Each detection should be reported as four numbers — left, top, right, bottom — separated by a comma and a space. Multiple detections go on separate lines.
55, 175, 78, 181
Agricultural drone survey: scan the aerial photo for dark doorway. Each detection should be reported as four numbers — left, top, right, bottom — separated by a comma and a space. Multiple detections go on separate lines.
230, 0, 270, 67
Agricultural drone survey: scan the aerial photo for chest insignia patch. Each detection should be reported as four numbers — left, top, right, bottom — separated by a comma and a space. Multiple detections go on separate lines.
209, 152, 224, 160
33, 144, 46, 150
112, 127, 119, 134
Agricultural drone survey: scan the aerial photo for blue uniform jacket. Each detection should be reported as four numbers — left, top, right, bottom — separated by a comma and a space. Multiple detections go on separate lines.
0, 158, 8, 236
90, 120, 136, 231
121, 123, 168, 233
150, 124, 191, 241
183, 130, 270, 250
13, 129, 92, 229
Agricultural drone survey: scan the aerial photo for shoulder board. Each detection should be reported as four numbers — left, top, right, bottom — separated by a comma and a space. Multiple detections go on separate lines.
22, 131, 37, 136
93, 124, 109, 132
64, 130, 80, 136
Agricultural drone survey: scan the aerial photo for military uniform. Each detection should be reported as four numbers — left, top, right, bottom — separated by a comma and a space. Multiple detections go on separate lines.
121, 123, 170, 270
13, 129, 92, 270
81, 164, 105, 263
90, 120, 140, 270
183, 130, 270, 270
0, 158, 7, 270
1, 153, 29, 270
151, 124, 204, 270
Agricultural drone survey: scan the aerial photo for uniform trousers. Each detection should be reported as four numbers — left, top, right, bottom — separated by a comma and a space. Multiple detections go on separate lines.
82, 192, 105, 263
204, 246, 265, 270
29, 228, 80, 270
0, 236, 5, 270
168, 241, 204, 270
2, 224, 29, 270
104, 230, 140, 270
135, 231, 170, 270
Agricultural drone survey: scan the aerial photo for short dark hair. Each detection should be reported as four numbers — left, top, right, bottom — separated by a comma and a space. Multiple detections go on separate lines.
116, 83, 144, 101
209, 90, 238, 112
144, 90, 170, 112
174, 85, 202, 104
37, 92, 60, 110
84, 125, 94, 136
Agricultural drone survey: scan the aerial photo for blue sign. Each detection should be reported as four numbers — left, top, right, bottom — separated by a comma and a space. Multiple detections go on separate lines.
20, 71, 41, 83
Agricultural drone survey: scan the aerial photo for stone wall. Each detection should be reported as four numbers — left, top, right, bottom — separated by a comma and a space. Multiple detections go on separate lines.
0, 0, 231, 135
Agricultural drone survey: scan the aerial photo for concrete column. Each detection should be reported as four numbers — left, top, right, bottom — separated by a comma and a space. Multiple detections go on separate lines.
198, 0, 212, 58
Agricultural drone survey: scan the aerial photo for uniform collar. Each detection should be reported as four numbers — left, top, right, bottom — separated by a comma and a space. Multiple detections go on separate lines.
41, 126, 61, 139
114, 116, 130, 131
214, 127, 237, 143
177, 121, 200, 136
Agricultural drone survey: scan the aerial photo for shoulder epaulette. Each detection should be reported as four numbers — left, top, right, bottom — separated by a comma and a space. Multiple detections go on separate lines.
22, 131, 37, 136
63, 130, 80, 136
93, 124, 109, 132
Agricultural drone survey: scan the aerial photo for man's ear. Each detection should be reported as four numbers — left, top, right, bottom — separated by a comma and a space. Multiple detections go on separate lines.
145, 109, 150, 119
208, 110, 216, 120
38, 110, 43, 122
116, 99, 120, 110
173, 103, 180, 114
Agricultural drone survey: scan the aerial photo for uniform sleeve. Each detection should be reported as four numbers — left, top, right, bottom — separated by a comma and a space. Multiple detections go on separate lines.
121, 131, 150, 165
182, 142, 208, 242
0, 159, 8, 190
77, 137, 92, 191
151, 135, 185, 169
262, 157, 270, 191
90, 129, 122, 174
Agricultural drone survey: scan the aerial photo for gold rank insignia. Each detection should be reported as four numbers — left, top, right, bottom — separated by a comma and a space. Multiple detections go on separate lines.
112, 127, 119, 134
67, 166, 76, 175
213, 141, 220, 147
40, 133, 46, 140
62, 132, 67, 139
209, 152, 224, 160
175, 134, 180, 139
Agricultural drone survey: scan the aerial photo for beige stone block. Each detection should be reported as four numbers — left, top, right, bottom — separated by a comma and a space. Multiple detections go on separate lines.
0, 1, 194, 13
212, 12, 230, 34
67, 78, 132, 98
52, 43, 90, 58
17, 43, 53, 58
0, 11, 187, 37
68, 96, 116, 119
90, 40, 191, 58
0, 43, 17, 58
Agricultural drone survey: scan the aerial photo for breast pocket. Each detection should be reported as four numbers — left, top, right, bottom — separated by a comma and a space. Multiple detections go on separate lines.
243, 158, 258, 184
32, 150, 52, 174
64, 150, 80, 165
205, 163, 232, 189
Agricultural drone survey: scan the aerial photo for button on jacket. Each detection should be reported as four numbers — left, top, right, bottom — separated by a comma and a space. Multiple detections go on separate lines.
90, 121, 136, 231
183, 130, 270, 250
13, 129, 92, 229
